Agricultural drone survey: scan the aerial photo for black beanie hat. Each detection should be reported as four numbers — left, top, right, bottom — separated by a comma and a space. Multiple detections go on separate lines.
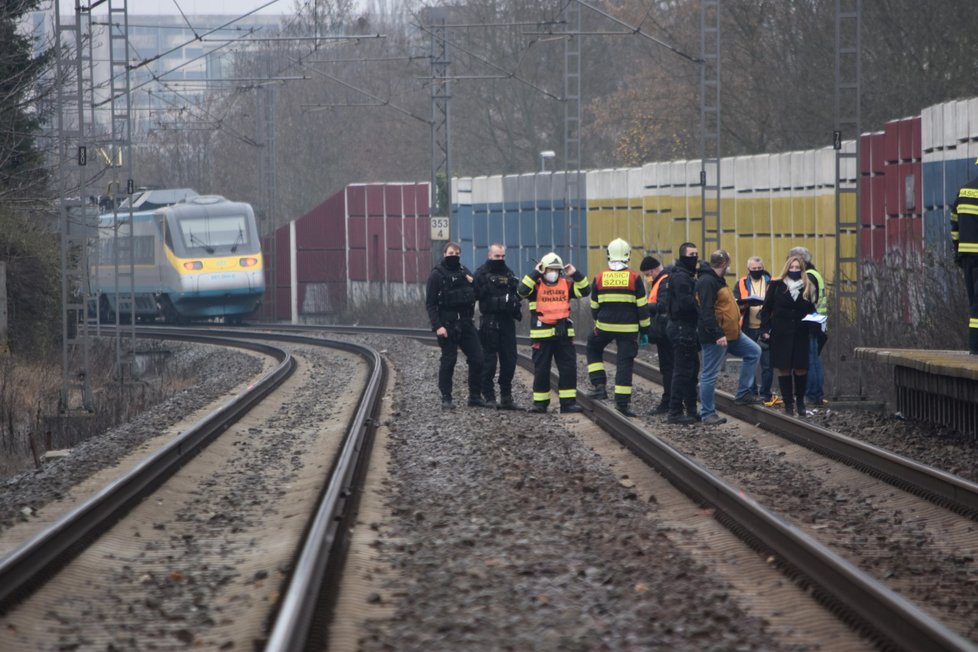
640, 256, 660, 272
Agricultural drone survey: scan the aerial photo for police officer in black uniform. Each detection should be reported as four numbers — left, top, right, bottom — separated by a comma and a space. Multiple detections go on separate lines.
425, 241, 485, 410
473, 243, 522, 409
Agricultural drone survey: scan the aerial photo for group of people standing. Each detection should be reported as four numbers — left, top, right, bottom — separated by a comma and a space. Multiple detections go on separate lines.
426, 238, 828, 420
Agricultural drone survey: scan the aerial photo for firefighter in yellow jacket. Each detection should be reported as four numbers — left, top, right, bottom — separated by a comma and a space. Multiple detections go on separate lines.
517, 252, 590, 413
586, 238, 651, 417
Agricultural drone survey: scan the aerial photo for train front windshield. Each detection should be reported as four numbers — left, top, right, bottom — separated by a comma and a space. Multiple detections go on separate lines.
176, 215, 256, 254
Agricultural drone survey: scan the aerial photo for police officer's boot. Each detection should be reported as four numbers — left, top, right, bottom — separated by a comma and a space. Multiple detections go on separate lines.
588, 383, 608, 400
483, 393, 498, 409
441, 395, 455, 411
498, 394, 518, 410
615, 398, 637, 418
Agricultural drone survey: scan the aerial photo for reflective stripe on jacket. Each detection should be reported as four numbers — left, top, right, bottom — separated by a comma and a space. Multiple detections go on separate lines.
518, 271, 590, 339
807, 268, 827, 315
952, 181, 978, 254
589, 269, 650, 334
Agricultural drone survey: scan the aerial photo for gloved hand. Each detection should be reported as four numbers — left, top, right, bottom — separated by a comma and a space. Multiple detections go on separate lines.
639, 334, 649, 346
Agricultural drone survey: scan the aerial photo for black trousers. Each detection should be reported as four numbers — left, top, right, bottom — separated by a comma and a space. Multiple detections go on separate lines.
656, 334, 674, 407
438, 319, 484, 399
964, 256, 978, 353
667, 320, 699, 416
479, 316, 517, 399
531, 337, 577, 406
586, 329, 639, 401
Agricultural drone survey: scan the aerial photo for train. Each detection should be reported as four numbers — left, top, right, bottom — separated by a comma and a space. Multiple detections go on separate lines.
90, 193, 265, 324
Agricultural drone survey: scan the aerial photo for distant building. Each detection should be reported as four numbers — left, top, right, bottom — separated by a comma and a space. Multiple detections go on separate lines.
28, 7, 283, 135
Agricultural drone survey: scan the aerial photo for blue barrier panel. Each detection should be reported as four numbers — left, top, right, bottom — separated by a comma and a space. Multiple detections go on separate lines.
466, 211, 480, 246
536, 206, 554, 248
505, 211, 521, 247
923, 208, 951, 259
922, 161, 944, 210
554, 206, 569, 247
945, 158, 971, 202
520, 205, 537, 246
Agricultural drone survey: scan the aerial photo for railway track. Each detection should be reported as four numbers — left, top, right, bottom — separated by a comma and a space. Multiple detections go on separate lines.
307, 323, 978, 650
0, 328, 387, 651
5, 322, 976, 649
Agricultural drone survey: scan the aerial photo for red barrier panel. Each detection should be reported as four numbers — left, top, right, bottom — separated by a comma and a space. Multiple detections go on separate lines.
367, 185, 385, 217
367, 216, 385, 281
860, 133, 873, 173
387, 251, 404, 282
883, 121, 900, 164
860, 176, 873, 226
347, 185, 366, 217
884, 170, 900, 217
384, 185, 403, 216
348, 249, 367, 280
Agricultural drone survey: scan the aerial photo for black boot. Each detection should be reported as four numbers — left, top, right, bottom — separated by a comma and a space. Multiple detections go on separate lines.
615, 399, 637, 417
777, 375, 794, 416
794, 373, 808, 415
498, 395, 518, 410
527, 401, 548, 413
441, 395, 455, 410
560, 401, 584, 414
588, 383, 608, 400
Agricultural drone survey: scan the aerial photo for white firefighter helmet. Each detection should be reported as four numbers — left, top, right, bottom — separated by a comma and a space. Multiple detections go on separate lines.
540, 252, 564, 269
607, 238, 631, 263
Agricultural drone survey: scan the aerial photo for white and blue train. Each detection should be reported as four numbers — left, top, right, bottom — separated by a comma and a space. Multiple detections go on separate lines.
90, 194, 265, 324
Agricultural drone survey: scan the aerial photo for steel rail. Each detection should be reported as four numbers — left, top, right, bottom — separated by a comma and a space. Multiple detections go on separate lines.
625, 354, 978, 518
293, 322, 977, 650
569, 383, 975, 652
187, 328, 389, 651
271, 323, 978, 516
0, 331, 295, 612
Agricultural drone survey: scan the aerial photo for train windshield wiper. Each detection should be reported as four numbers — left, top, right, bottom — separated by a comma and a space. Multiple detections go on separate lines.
230, 227, 244, 253
188, 231, 214, 254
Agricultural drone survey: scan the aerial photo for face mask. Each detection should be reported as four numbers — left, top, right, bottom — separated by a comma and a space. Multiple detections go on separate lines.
787, 270, 802, 280
749, 269, 765, 280
679, 255, 698, 272
487, 259, 506, 273
544, 270, 560, 283
443, 255, 460, 269
608, 261, 628, 271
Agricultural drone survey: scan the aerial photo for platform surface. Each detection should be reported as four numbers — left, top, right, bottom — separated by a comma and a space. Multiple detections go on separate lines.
855, 348, 978, 381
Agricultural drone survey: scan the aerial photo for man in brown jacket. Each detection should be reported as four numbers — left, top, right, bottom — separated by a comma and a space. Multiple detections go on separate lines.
695, 249, 762, 425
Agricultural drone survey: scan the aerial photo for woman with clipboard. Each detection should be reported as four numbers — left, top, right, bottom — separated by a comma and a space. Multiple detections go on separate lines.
759, 254, 819, 417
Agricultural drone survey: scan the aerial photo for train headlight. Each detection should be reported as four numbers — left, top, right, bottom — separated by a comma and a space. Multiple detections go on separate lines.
239, 257, 259, 267
183, 261, 203, 270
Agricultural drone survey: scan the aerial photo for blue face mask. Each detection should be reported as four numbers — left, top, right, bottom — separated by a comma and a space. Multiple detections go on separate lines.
787, 270, 802, 280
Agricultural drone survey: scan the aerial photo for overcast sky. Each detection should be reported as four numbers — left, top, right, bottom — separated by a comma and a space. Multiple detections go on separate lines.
122, 0, 289, 15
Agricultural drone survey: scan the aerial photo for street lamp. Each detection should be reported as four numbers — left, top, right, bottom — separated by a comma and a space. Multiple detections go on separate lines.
539, 150, 555, 172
